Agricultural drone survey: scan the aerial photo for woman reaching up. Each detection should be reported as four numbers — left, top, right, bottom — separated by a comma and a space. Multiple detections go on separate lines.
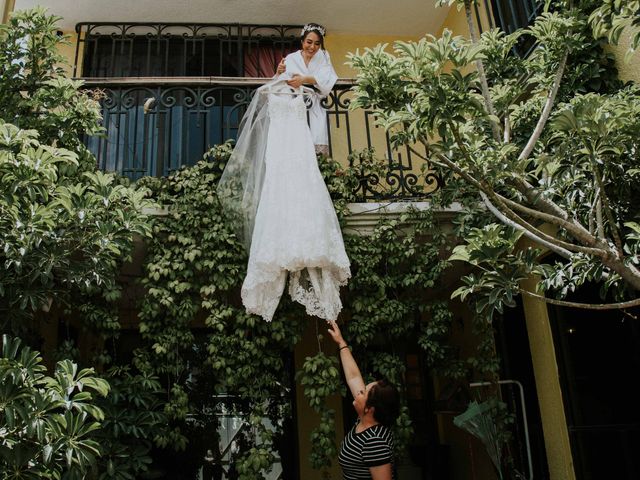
327, 320, 400, 480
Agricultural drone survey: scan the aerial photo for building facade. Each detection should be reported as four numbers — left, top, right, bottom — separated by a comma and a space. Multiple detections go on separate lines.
6, 0, 640, 479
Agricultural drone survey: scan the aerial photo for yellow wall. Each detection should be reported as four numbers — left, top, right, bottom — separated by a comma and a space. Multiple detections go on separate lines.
325, 33, 419, 78
59, 30, 79, 77
610, 31, 640, 83
294, 321, 345, 480
439, 2, 471, 37
2, 0, 15, 24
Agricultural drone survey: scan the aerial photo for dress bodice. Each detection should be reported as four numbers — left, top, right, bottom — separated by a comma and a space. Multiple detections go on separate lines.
267, 93, 307, 122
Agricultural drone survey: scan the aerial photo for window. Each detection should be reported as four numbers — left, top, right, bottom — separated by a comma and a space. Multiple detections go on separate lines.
489, 0, 540, 35
77, 23, 300, 78
481, 0, 541, 56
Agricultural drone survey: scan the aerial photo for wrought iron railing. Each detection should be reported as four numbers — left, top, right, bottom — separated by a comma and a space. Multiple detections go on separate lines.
476, 0, 542, 56
82, 78, 440, 201
485, 0, 540, 35
74, 22, 302, 78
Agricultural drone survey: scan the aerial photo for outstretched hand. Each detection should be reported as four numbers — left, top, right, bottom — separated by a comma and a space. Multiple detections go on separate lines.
326, 320, 345, 346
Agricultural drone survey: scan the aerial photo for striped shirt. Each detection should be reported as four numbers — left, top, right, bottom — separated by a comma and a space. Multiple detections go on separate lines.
338, 422, 395, 480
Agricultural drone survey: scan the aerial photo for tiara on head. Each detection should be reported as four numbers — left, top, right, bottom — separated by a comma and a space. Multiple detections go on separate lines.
301, 23, 326, 38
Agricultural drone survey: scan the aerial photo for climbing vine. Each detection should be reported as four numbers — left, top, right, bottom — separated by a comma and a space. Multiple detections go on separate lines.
0, 11, 506, 478
124, 146, 505, 476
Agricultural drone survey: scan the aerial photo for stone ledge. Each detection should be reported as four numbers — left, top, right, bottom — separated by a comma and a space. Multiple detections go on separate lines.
344, 201, 462, 235
141, 201, 463, 235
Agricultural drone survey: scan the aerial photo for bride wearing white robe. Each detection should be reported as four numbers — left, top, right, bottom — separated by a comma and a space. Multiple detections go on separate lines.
276, 23, 338, 155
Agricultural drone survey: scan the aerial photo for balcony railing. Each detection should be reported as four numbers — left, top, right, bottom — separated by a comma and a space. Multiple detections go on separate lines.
74, 22, 302, 78
82, 77, 441, 202
74, 21, 441, 201
477, 0, 542, 56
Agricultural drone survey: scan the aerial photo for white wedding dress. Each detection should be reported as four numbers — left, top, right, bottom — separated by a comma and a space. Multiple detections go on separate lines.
240, 91, 351, 322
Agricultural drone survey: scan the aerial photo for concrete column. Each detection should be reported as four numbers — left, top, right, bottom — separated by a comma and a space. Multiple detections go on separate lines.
520, 276, 576, 480
2, 0, 15, 24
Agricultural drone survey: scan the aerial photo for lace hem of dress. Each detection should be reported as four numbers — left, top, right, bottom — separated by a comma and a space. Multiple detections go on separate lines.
289, 267, 349, 321
242, 265, 350, 322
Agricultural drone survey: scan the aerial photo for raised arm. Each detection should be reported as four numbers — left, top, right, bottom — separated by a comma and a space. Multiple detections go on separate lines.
327, 321, 365, 399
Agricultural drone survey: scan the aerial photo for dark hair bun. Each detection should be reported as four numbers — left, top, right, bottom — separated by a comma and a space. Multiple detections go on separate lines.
366, 379, 400, 427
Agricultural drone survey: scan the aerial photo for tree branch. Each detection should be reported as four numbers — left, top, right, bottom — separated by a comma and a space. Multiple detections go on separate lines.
510, 176, 569, 220
494, 192, 606, 250
596, 195, 605, 239
482, 190, 607, 257
588, 190, 596, 235
413, 148, 640, 290
419, 144, 607, 258
432, 152, 483, 190
463, 0, 501, 142
480, 192, 573, 259
519, 288, 640, 312
509, 176, 600, 244
518, 50, 568, 163
504, 115, 511, 143
591, 156, 624, 255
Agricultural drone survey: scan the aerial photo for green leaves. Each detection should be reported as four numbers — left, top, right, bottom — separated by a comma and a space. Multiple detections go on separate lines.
0, 116, 154, 322
0, 335, 110, 478
0, 11, 155, 327
298, 353, 345, 412
450, 224, 536, 320
348, 29, 493, 151
0, 8, 104, 154
297, 353, 344, 469
590, 1, 640, 61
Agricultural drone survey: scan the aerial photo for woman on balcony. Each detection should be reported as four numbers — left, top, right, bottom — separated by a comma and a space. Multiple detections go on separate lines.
327, 320, 400, 480
276, 23, 337, 156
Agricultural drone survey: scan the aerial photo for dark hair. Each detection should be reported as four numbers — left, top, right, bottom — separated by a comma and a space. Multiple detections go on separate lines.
301, 23, 326, 50
366, 379, 400, 427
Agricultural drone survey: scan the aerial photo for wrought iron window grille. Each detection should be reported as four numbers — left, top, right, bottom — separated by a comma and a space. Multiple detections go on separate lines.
74, 22, 303, 78
476, 0, 543, 57
75, 22, 445, 201
82, 79, 441, 202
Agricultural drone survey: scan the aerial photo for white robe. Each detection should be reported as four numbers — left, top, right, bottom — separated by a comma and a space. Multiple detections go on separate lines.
278, 50, 338, 147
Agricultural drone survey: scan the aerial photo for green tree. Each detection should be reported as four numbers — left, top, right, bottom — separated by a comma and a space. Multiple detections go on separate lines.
0, 9, 154, 331
349, 3, 640, 475
0, 9, 158, 479
0, 335, 110, 479
348, 1, 640, 312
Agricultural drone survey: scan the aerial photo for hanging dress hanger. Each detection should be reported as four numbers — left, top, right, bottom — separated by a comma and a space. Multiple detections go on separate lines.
260, 81, 315, 97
